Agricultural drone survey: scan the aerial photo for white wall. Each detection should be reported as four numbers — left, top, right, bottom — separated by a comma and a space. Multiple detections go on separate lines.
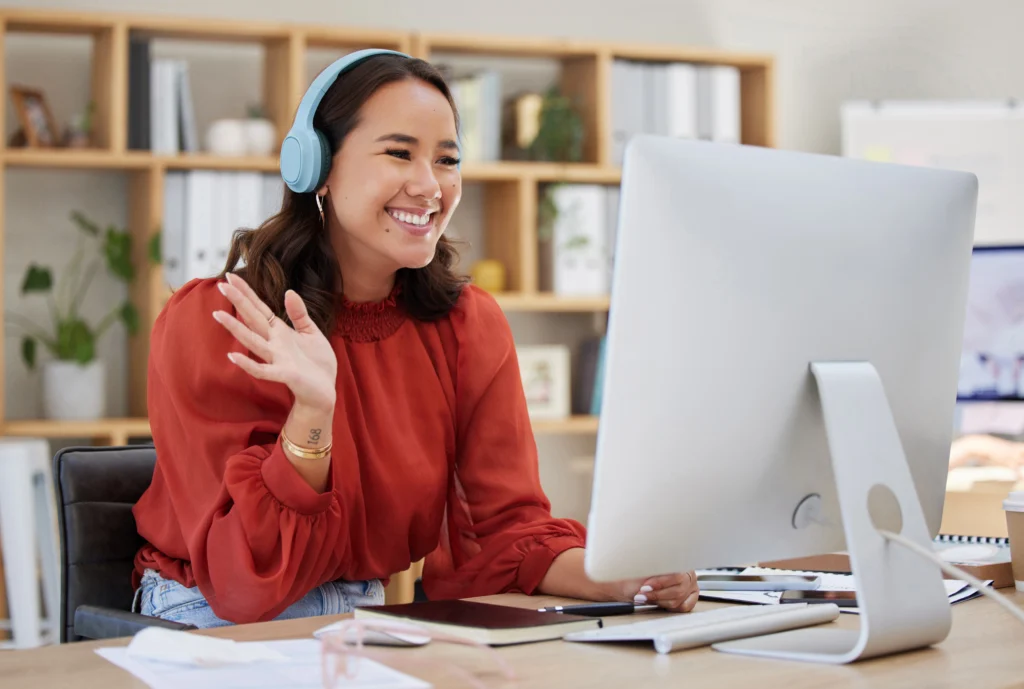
10, 0, 1024, 153
5, 0, 1023, 519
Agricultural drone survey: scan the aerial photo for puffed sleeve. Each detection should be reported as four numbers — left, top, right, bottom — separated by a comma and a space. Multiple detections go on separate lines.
421, 286, 587, 600
135, 278, 347, 623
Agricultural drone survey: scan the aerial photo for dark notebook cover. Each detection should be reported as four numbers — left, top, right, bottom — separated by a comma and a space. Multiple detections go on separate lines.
356, 599, 599, 630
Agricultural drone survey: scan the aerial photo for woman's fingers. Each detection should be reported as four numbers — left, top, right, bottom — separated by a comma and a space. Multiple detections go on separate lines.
675, 591, 700, 613
644, 584, 700, 613
640, 572, 694, 596
227, 352, 276, 381
644, 582, 696, 606
218, 279, 272, 338
212, 310, 272, 362
284, 289, 316, 334
636, 571, 699, 612
225, 273, 276, 320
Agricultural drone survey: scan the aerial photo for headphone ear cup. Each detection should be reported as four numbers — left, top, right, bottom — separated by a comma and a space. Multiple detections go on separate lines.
315, 131, 332, 191
281, 127, 325, 194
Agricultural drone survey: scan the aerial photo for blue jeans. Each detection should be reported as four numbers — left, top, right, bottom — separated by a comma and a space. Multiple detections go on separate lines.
136, 568, 385, 628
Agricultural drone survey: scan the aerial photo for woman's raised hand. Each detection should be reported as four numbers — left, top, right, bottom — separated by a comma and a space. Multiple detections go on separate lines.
212, 273, 338, 413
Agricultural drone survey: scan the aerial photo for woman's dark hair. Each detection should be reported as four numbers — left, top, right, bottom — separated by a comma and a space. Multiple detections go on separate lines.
221, 54, 468, 334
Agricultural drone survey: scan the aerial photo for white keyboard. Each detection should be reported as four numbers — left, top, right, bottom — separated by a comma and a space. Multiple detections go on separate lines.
563, 603, 841, 654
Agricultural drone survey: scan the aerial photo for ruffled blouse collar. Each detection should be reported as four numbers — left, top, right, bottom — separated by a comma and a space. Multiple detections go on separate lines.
335, 284, 406, 343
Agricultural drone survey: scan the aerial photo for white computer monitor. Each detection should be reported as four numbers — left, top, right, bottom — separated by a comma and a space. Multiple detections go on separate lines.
958, 245, 1024, 402
584, 136, 978, 664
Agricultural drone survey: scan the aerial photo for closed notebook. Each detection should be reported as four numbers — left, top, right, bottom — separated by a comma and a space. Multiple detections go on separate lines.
353, 600, 602, 646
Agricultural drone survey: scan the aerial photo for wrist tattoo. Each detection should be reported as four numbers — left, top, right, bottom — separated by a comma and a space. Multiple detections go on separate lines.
308, 428, 322, 444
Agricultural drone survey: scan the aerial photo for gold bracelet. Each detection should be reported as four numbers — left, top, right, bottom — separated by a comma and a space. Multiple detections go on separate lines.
281, 432, 332, 460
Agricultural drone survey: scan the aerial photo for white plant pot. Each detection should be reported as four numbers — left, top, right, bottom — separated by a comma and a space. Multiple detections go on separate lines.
42, 360, 106, 421
243, 118, 278, 155
205, 119, 248, 156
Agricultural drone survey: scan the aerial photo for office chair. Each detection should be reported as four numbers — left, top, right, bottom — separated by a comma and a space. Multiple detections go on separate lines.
53, 445, 196, 642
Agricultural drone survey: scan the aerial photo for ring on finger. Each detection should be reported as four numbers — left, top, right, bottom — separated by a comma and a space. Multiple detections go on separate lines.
268, 314, 277, 327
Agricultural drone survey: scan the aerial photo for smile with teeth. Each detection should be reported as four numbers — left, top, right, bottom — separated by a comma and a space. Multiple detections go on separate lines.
387, 208, 433, 226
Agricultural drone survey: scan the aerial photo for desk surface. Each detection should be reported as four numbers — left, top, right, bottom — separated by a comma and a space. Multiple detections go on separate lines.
3, 592, 1024, 689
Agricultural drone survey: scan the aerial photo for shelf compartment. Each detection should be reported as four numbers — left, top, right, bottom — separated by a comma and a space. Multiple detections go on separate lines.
607, 43, 775, 149
414, 34, 609, 167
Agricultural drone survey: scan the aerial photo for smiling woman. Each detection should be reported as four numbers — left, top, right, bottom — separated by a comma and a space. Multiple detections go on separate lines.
224, 54, 467, 330
129, 51, 699, 629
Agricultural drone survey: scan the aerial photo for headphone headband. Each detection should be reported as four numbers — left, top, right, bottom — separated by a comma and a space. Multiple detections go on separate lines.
292, 48, 409, 131
280, 48, 412, 194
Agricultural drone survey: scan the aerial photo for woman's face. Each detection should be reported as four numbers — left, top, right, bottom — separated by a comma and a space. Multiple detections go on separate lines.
320, 78, 462, 274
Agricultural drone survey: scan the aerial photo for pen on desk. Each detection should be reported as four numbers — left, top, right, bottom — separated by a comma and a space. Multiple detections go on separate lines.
537, 602, 658, 616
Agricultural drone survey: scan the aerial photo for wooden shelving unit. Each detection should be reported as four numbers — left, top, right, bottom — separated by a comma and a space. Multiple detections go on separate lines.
0, 415, 598, 445
2, 418, 152, 447
494, 292, 610, 312
532, 415, 600, 434
1, 149, 623, 181
0, 8, 775, 441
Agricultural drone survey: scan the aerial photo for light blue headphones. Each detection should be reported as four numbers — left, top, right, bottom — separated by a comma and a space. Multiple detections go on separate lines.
279, 48, 412, 194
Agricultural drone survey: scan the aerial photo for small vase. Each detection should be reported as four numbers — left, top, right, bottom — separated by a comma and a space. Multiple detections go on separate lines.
42, 360, 106, 421
243, 118, 278, 155
205, 119, 248, 156
470, 259, 507, 293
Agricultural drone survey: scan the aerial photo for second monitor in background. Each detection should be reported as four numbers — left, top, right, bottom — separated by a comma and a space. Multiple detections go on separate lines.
585, 136, 977, 664
957, 245, 1024, 402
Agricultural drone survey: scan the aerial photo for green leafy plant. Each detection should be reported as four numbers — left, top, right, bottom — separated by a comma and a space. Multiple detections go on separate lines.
10, 211, 142, 369
148, 229, 162, 264
537, 183, 592, 251
537, 183, 561, 242
76, 100, 95, 134
529, 87, 585, 163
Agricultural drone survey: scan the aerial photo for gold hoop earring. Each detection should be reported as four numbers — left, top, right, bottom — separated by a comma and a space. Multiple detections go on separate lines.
315, 193, 325, 226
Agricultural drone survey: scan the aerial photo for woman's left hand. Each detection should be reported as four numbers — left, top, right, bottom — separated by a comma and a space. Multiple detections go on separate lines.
610, 571, 700, 613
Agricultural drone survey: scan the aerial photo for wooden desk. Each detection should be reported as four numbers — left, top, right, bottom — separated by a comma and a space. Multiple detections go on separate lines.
3, 592, 1023, 689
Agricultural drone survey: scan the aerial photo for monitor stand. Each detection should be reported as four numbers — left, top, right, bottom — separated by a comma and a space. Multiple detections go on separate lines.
713, 361, 952, 664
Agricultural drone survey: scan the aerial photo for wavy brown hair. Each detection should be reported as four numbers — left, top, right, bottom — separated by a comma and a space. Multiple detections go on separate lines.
220, 54, 468, 335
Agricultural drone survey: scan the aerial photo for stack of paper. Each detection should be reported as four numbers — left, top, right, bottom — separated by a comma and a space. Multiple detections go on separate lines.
95, 630, 430, 689
696, 567, 990, 614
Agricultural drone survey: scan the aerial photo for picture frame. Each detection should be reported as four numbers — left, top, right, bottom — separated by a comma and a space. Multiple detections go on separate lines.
516, 345, 572, 420
10, 85, 60, 147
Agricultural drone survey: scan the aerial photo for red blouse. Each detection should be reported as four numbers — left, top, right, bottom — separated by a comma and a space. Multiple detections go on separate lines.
132, 278, 587, 624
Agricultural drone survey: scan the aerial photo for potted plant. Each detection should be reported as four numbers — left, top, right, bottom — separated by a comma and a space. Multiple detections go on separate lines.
64, 100, 94, 148
243, 103, 277, 155
9, 211, 140, 420
529, 87, 585, 163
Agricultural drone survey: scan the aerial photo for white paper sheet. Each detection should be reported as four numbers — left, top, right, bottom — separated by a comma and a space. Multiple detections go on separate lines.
696, 567, 989, 614
95, 638, 430, 689
124, 627, 290, 666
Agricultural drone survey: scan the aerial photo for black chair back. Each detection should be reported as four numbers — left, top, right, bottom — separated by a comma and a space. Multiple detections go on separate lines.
53, 445, 155, 642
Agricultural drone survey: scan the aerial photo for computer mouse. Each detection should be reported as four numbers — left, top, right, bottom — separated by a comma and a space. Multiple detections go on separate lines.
313, 621, 431, 647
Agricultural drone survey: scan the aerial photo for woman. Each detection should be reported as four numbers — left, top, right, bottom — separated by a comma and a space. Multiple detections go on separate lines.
132, 52, 699, 628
